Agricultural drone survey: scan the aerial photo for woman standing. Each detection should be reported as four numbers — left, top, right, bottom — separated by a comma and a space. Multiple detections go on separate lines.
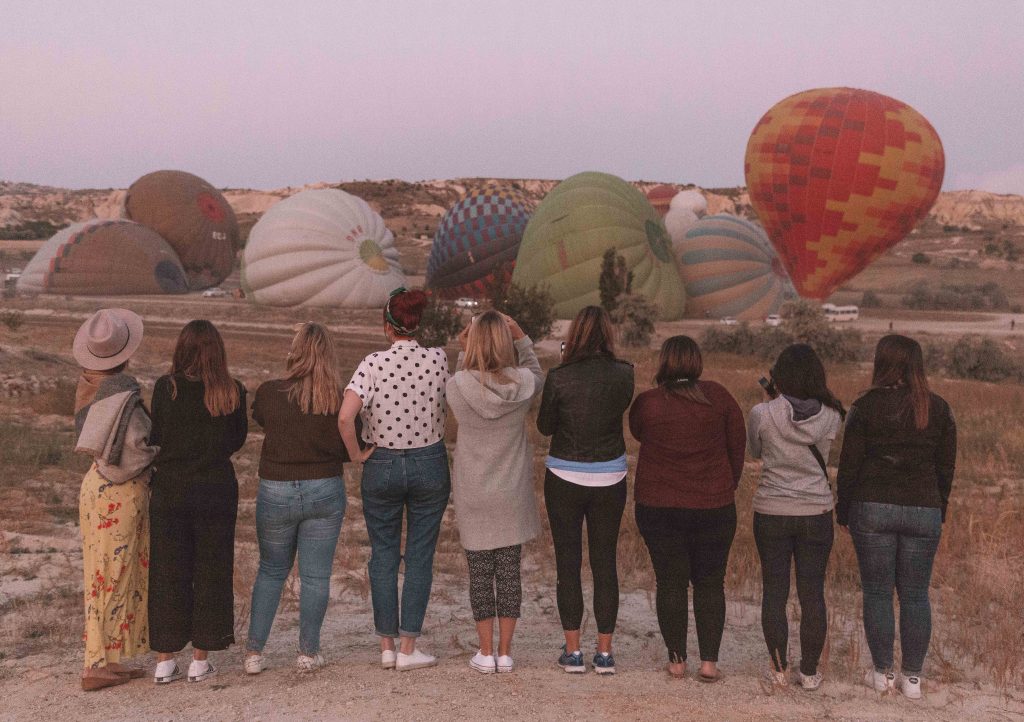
837, 335, 956, 700
629, 336, 745, 682
747, 344, 844, 691
148, 320, 248, 684
538, 306, 633, 675
244, 323, 348, 674
339, 288, 451, 672
446, 311, 543, 674
73, 309, 157, 690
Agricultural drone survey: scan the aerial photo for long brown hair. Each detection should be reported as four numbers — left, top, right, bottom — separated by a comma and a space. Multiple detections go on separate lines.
170, 320, 239, 417
286, 323, 341, 415
771, 344, 846, 419
871, 334, 930, 430
463, 311, 516, 386
655, 335, 710, 405
562, 306, 616, 365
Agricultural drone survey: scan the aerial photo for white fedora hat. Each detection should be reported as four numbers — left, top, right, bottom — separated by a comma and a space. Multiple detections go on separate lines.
73, 308, 144, 370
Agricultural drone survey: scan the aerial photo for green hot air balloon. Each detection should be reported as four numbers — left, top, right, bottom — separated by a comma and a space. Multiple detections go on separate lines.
511, 172, 685, 320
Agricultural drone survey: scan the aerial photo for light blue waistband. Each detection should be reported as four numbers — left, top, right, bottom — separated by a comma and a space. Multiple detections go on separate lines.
545, 453, 627, 473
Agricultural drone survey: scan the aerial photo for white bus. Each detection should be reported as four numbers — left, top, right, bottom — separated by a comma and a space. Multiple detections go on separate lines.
822, 303, 859, 322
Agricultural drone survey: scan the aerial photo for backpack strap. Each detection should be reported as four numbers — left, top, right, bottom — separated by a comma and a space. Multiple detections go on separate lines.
808, 444, 829, 483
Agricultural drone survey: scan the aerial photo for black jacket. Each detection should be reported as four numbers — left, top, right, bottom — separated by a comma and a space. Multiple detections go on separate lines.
537, 354, 634, 463
836, 387, 956, 525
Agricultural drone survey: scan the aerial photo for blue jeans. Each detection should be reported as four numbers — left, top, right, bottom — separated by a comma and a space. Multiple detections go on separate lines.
360, 440, 450, 638
246, 476, 345, 656
848, 501, 942, 675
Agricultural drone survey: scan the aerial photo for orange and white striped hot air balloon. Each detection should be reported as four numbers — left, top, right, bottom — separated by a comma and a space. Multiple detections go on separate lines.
745, 88, 944, 299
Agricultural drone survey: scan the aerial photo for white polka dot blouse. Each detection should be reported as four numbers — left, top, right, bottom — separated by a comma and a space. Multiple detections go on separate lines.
345, 339, 450, 449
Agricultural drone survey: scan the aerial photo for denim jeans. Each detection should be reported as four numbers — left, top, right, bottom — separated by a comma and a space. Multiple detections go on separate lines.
753, 511, 833, 675
361, 440, 450, 638
848, 501, 942, 675
246, 476, 345, 656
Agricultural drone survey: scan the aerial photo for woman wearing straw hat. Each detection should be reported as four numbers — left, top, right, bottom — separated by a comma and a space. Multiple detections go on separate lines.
73, 308, 158, 691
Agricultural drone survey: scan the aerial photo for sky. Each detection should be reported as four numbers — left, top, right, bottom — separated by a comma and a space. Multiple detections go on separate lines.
2, 0, 1022, 192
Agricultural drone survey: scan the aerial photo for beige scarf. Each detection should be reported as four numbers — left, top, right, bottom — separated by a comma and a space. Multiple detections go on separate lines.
75, 368, 116, 415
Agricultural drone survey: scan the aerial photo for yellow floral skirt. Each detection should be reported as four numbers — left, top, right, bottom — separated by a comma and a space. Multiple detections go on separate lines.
79, 464, 150, 668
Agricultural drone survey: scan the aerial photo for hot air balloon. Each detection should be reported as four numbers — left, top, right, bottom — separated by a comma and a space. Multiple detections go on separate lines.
125, 170, 239, 290
665, 189, 709, 253
243, 188, 406, 307
511, 172, 685, 320
745, 87, 944, 299
426, 185, 534, 298
678, 214, 796, 320
17, 220, 188, 296
646, 185, 677, 217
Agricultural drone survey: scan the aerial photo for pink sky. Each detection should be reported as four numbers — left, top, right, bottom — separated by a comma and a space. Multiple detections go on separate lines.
2, 1, 1022, 192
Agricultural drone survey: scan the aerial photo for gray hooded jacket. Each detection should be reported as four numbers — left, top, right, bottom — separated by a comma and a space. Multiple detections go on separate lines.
747, 396, 842, 516
446, 336, 544, 551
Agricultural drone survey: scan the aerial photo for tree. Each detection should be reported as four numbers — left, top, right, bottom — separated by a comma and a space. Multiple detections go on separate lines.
610, 294, 656, 347
486, 263, 556, 341
416, 295, 463, 348
598, 248, 633, 312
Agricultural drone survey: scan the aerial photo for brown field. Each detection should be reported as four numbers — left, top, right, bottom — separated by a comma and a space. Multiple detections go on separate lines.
1, 297, 1023, 721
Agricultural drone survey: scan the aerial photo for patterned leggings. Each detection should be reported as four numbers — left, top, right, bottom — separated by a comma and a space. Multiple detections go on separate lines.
465, 545, 522, 621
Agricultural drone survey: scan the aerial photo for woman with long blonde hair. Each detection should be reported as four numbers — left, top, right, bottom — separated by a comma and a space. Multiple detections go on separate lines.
243, 323, 350, 674
447, 311, 543, 674
149, 320, 248, 684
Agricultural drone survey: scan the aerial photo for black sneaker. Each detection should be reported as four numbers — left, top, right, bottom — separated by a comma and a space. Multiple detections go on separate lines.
558, 646, 585, 674
593, 652, 616, 675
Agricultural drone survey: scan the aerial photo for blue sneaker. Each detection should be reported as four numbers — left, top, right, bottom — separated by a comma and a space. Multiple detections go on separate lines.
558, 646, 586, 674
593, 652, 616, 675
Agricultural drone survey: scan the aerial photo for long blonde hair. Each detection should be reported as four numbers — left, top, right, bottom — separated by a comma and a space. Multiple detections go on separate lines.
170, 320, 239, 416
286, 323, 342, 415
463, 311, 516, 386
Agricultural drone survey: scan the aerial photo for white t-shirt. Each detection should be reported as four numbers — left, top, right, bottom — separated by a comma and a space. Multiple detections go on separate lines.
345, 340, 449, 449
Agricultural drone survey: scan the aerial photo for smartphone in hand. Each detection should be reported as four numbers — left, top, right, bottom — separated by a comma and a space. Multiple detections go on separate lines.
758, 376, 778, 399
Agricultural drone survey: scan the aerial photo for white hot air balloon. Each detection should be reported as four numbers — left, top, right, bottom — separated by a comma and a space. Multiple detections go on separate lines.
665, 190, 709, 255
243, 189, 407, 307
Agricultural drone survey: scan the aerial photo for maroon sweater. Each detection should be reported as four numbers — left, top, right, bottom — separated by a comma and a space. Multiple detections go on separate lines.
628, 380, 746, 509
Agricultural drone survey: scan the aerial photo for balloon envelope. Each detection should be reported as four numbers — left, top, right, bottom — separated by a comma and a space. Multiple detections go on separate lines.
125, 170, 239, 290
679, 214, 796, 320
745, 87, 944, 299
511, 172, 685, 320
646, 185, 677, 217
426, 185, 533, 298
243, 188, 406, 307
17, 220, 188, 296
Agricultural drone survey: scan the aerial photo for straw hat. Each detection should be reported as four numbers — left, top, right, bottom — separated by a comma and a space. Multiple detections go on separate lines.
73, 308, 144, 370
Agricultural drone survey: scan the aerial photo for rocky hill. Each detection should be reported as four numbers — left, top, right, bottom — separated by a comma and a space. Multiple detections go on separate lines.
1, 179, 1021, 242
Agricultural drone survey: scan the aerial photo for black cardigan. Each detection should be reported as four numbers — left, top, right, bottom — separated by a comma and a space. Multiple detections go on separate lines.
149, 374, 248, 481
836, 387, 956, 524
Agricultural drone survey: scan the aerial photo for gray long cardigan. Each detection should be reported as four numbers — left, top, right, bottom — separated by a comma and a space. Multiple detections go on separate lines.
446, 336, 544, 551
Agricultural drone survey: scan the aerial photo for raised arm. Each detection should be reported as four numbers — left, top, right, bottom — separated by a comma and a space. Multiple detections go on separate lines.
514, 336, 545, 397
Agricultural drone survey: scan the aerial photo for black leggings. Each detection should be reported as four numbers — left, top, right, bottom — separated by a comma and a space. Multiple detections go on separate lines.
753, 511, 833, 675
635, 502, 736, 663
465, 545, 522, 621
544, 471, 627, 635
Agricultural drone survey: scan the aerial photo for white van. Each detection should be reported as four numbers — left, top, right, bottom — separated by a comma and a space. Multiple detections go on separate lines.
821, 304, 859, 322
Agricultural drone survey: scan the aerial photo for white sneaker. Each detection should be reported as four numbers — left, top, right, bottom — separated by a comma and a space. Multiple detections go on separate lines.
244, 654, 264, 675
396, 648, 438, 671
469, 651, 496, 674
900, 674, 922, 700
154, 660, 182, 685
497, 655, 514, 673
297, 654, 325, 673
187, 659, 217, 683
381, 649, 397, 670
797, 670, 823, 691
865, 668, 896, 692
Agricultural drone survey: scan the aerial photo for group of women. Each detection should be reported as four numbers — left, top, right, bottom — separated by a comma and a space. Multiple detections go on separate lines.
71, 289, 955, 703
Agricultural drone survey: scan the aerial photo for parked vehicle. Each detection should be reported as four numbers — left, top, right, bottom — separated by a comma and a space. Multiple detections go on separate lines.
201, 287, 228, 298
720, 316, 738, 326
821, 303, 859, 322
454, 297, 481, 309
765, 314, 782, 327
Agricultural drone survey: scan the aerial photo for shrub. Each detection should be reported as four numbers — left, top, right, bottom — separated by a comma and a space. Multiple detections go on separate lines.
416, 295, 463, 348
0, 309, 24, 331
948, 336, 1022, 382
488, 280, 556, 341
861, 290, 883, 308
911, 252, 931, 264
903, 281, 1009, 311
610, 294, 655, 347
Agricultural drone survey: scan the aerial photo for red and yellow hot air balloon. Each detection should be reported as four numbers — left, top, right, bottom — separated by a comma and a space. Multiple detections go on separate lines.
745, 88, 944, 299
646, 185, 677, 217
